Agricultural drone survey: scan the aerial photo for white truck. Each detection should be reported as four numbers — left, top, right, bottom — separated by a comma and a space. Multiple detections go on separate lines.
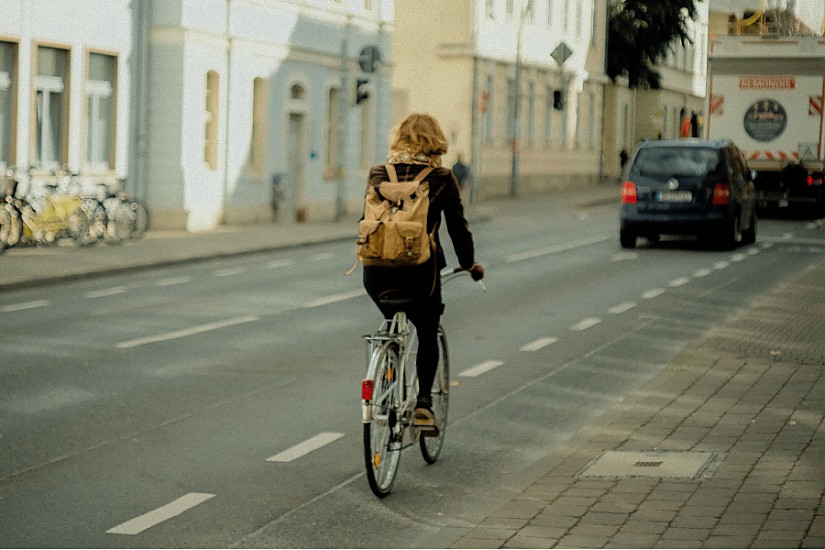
706, 36, 825, 214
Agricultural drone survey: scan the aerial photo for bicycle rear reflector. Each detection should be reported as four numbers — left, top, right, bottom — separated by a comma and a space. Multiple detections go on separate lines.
361, 380, 375, 401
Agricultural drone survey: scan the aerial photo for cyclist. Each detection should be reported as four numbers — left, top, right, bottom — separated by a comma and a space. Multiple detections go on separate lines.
362, 112, 484, 436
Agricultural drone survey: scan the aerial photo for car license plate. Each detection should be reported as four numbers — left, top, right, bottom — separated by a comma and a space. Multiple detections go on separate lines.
657, 191, 692, 202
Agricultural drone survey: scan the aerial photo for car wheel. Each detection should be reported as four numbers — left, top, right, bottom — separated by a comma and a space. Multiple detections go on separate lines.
718, 215, 741, 250
620, 230, 637, 249
742, 212, 757, 245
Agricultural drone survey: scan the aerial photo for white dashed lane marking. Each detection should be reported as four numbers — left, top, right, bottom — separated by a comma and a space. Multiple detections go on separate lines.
106, 492, 215, 535
267, 432, 345, 463
570, 318, 602, 331
115, 315, 259, 349
459, 360, 505, 378
520, 337, 558, 352
1, 300, 51, 312
642, 288, 665, 299
669, 277, 690, 288
213, 267, 246, 277
609, 302, 636, 314
155, 276, 192, 287
84, 287, 127, 299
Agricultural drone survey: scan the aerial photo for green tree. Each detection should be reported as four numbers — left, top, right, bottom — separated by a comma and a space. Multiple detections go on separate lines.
607, 0, 701, 89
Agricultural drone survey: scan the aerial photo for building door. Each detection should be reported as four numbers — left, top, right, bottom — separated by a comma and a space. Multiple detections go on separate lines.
287, 112, 307, 222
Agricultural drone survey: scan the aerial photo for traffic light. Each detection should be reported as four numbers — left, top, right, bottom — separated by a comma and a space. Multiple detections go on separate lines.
356, 78, 370, 105
553, 90, 564, 110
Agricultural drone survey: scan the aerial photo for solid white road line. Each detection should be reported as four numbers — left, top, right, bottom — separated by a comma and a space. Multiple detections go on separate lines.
155, 276, 192, 287
106, 492, 215, 535
267, 432, 345, 463
459, 360, 505, 378
84, 287, 127, 299
303, 289, 367, 309
1, 300, 50, 312
520, 337, 559, 352
570, 317, 602, 331
115, 315, 259, 349
642, 288, 665, 299
505, 235, 610, 263
609, 302, 636, 314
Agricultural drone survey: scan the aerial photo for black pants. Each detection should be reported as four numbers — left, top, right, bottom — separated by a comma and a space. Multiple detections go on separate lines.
363, 261, 443, 400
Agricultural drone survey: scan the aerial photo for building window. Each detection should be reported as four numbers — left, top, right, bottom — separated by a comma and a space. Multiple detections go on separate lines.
325, 86, 340, 178
85, 52, 116, 171
33, 46, 69, 169
204, 70, 219, 169
0, 41, 17, 171
250, 77, 267, 175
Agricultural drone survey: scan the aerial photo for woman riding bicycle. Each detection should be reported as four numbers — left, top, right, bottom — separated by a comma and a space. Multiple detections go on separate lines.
362, 112, 484, 435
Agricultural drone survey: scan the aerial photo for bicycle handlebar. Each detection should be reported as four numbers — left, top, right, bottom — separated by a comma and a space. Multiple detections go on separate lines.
441, 267, 486, 291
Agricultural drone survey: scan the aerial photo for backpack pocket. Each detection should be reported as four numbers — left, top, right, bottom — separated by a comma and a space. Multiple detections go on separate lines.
357, 219, 385, 262
386, 220, 430, 264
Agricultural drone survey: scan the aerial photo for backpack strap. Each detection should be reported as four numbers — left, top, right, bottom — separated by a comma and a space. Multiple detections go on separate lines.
412, 166, 434, 183
385, 164, 399, 183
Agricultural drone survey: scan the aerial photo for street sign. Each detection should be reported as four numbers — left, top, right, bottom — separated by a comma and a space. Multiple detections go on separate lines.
358, 46, 382, 73
551, 42, 572, 66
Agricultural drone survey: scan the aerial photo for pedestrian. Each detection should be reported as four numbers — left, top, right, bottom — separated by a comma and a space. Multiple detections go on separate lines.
361, 112, 484, 434
619, 148, 629, 171
451, 153, 471, 194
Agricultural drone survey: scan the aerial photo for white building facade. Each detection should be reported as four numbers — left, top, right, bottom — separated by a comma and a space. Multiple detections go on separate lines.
0, 0, 394, 231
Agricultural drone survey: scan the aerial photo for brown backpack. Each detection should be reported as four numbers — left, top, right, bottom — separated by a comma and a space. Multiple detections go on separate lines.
356, 164, 439, 268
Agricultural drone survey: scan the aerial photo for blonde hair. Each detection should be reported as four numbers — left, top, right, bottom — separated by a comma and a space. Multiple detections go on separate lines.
389, 112, 449, 159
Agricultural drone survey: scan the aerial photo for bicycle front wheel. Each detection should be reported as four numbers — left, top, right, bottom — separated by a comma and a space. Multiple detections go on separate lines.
420, 326, 449, 464
363, 343, 402, 498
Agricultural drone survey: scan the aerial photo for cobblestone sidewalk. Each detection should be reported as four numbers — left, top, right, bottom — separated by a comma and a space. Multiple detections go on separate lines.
451, 263, 825, 549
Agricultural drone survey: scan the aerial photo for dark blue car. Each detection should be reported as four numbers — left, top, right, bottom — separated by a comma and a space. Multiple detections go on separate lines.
620, 139, 758, 250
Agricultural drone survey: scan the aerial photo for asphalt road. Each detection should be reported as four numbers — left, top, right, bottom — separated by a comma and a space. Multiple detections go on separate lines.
1, 202, 823, 548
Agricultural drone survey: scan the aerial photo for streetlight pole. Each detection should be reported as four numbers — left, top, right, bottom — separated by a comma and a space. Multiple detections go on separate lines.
510, 0, 531, 198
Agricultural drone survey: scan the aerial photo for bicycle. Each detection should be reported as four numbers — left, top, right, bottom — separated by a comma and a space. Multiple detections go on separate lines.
360, 267, 483, 498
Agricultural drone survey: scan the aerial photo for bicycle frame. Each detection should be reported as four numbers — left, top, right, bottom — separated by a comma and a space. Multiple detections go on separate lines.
361, 312, 418, 426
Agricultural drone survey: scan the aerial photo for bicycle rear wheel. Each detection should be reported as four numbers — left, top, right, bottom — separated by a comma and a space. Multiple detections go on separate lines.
363, 343, 402, 497
420, 326, 449, 464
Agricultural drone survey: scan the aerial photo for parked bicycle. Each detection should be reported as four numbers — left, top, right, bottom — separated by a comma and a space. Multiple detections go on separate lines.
360, 267, 484, 498
0, 167, 148, 250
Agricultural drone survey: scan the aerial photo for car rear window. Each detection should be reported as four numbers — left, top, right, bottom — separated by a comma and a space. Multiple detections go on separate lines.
631, 147, 722, 177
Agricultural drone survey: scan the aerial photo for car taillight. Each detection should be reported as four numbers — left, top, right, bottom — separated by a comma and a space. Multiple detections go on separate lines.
622, 181, 637, 204
712, 183, 730, 205
361, 379, 374, 401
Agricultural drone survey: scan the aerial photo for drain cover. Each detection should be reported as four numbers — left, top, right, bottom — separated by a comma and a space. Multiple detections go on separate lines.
578, 451, 721, 480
